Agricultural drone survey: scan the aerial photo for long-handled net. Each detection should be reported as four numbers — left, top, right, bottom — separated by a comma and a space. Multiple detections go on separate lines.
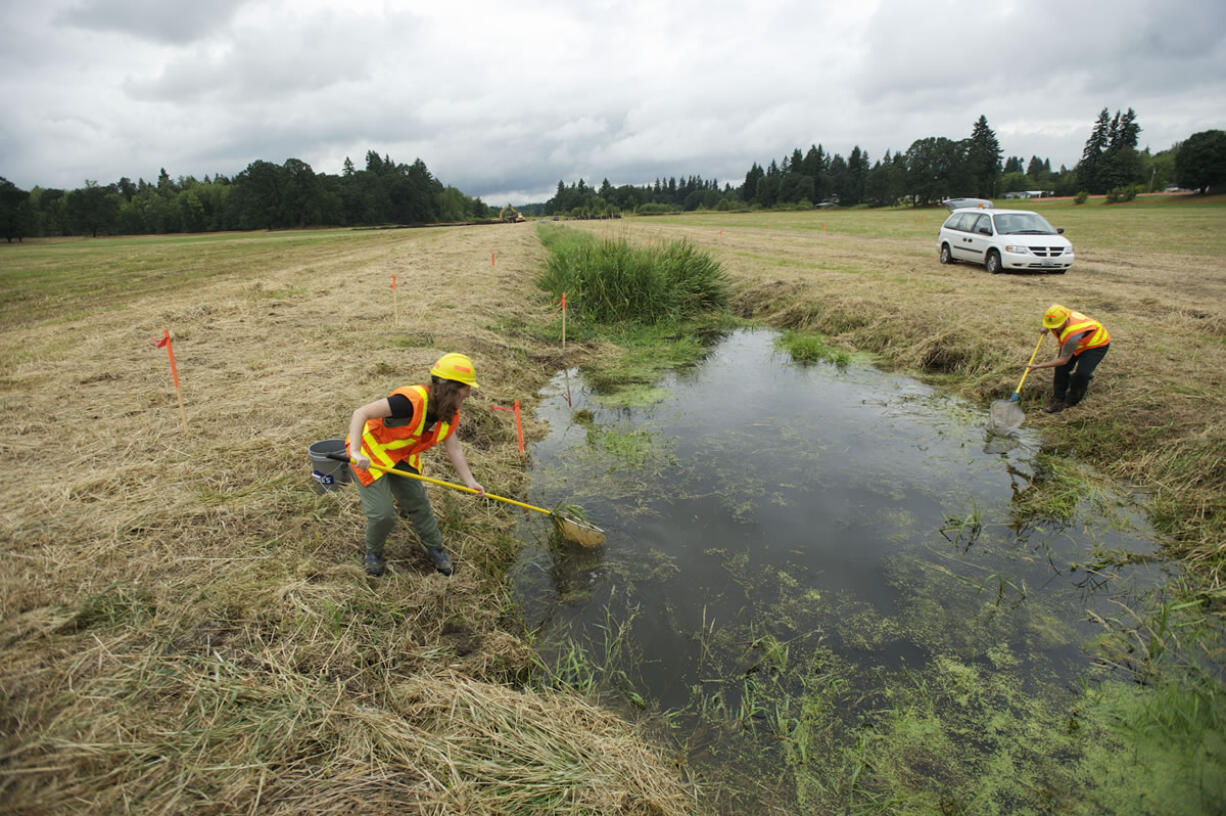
988, 332, 1046, 436
327, 453, 605, 547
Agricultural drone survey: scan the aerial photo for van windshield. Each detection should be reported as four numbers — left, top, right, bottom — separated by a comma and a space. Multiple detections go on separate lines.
992, 212, 1057, 235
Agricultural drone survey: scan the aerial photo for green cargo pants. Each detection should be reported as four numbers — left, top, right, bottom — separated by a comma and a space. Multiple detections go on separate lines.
355, 463, 442, 558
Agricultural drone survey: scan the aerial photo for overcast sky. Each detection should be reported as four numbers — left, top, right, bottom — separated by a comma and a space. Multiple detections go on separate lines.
2, 0, 1224, 204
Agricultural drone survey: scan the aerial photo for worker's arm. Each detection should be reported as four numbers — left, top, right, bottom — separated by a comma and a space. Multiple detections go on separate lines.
347, 399, 394, 470
1028, 331, 1086, 371
444, 433, 484, 496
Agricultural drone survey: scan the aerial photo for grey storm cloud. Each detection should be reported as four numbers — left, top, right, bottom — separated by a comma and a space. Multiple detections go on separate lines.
2, 0, 1224, 203
58, 0, 251, 44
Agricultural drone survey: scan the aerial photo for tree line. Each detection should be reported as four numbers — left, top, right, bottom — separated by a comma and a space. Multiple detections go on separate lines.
3, 112, 1225, 242
0, 150, 491, 242
544, 112, 1226, 218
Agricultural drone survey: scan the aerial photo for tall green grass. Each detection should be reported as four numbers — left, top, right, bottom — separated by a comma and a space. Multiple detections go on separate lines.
536, 225, 728, 325
775, 329, 851, 368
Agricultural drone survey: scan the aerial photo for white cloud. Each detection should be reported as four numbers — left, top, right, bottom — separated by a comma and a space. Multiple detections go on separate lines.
1, 0, 1223, 202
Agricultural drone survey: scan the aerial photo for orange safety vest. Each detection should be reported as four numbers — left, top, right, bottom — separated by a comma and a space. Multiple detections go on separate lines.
345, 385, 458, 487
1057, 311, 1110, 355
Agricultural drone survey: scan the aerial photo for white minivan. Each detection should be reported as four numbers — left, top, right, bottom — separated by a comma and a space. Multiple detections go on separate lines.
937, 208, 1074, 273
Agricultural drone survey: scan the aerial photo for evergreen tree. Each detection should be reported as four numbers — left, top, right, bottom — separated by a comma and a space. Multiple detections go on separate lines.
1078, 108, 1112, 193
157, 168, 176, 195
790, 148, 804, 176
1099, 108, 1144, 191
808, 145, 830, 203
828, 154, 849, 204
741, 163, 764, 201
1113, 108, 1141, 151
846, 146, 869, 206
864, 151, 906, 207
801, 145, 826, 177
966, 115, 1002, 198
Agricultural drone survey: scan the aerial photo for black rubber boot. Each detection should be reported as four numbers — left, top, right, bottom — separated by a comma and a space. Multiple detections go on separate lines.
364, 551, 385, 576
1043, 396, 1066, 414
1067, 374, 1091, 406
426, 547, 453, 576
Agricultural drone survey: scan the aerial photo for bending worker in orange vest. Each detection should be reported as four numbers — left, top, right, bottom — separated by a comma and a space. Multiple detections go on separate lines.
346, 353, 485, 576
1027, 304, 1111, 414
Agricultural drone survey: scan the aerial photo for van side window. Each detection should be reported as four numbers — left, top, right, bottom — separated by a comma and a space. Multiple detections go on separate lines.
973, 215, 992, 234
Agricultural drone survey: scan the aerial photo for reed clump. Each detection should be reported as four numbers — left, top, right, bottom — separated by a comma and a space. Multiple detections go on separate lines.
537, 226, 728, 325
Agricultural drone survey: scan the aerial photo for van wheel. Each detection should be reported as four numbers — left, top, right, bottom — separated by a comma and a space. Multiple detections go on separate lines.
985, 250, 1002, 274
939, 244, 954, 264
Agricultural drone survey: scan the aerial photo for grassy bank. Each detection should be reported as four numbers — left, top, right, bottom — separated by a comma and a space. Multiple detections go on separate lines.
0, 225, 693, 814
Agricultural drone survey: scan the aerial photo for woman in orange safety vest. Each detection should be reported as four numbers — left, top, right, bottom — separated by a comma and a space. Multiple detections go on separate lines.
1026, 304, 1111, 414
345, 353, 484, 576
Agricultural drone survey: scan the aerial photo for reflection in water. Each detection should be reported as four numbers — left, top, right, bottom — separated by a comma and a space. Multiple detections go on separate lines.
509, 329, 1163, 806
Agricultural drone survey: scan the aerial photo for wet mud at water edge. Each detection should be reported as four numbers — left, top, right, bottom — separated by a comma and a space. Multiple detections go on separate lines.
509, 329, 1167, 812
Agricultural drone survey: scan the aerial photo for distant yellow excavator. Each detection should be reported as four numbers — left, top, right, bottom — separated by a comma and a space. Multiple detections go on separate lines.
498, 205, 525, 223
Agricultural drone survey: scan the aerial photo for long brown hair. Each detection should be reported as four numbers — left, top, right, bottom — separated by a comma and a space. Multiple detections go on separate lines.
428, 376, 468, 422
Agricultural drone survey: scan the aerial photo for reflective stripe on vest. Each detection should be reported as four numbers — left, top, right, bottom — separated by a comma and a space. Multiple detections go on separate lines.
1058, 311, 1109, 354
346, 385, 458, 487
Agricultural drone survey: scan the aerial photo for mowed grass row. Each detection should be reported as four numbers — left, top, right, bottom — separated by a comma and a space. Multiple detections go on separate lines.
566, 196, 1226, 598
0, 229, 392, 327
0, 224, 694, 815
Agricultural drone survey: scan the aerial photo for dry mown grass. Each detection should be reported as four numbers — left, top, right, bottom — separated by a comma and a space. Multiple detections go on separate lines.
0, 225, 692, 814
569, 200, 1226, 595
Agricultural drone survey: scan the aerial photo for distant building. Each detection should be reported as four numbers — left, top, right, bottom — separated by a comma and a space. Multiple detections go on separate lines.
1003, 190, 1053, 200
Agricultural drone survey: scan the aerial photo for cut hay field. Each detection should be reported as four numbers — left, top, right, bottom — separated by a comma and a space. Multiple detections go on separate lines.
0, 224, 692, 815
1, 195, 1224, 814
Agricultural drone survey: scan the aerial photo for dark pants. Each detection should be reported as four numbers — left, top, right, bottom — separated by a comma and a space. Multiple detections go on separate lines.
355, 462, 443, 558
1053, 344, 1109, 405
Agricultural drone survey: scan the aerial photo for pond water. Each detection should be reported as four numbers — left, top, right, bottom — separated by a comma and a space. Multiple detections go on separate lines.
509, 329, 1165, 809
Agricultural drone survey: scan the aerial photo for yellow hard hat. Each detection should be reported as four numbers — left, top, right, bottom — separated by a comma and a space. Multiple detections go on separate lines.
1042, 304, 1071, 330
431, 352, 479, 388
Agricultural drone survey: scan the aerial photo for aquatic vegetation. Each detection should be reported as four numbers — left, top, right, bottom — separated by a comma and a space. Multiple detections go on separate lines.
592, 384, 670, 408
584, 425, 667, 471
940, 500, 983, 549
775, 328, 852, 368
513, 329, 1193, 813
